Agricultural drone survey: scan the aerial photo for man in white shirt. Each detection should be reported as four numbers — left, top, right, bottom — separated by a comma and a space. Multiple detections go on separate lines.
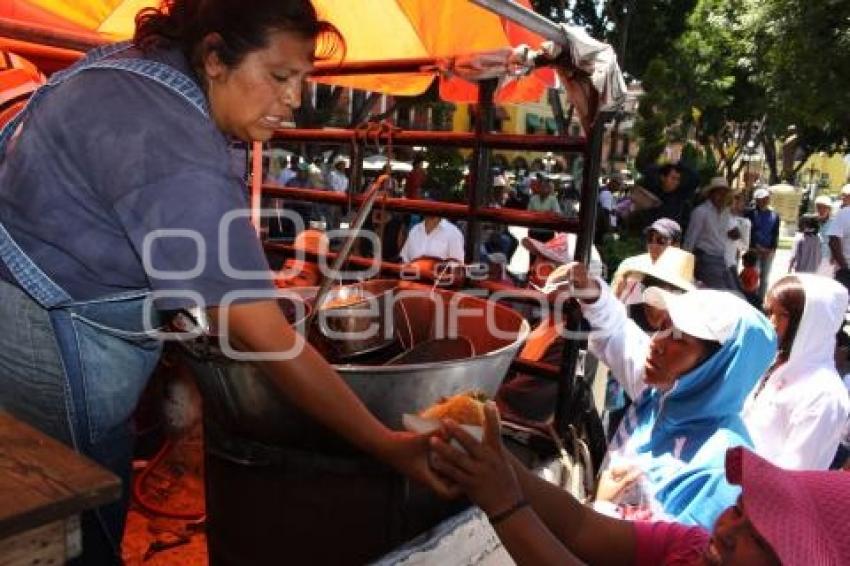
683, 176, 740, 290
399, 215, 465, 264
828, 184, 850, 291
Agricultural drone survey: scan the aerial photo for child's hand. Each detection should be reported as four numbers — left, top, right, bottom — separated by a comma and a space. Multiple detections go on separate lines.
429, 402, 524, 517
595, 464, 642, 503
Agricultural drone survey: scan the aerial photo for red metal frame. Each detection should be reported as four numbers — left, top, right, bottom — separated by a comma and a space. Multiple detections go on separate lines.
272, 128, 586, 151
262, 185, 578, 231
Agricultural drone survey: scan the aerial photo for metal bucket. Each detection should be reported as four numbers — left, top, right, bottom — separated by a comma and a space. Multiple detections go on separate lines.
306, 279, 398, 361
182, 280, 530, 447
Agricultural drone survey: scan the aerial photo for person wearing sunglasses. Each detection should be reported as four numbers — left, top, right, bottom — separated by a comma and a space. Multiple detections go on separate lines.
611, 217, 682, 306
542, 262, 776, 529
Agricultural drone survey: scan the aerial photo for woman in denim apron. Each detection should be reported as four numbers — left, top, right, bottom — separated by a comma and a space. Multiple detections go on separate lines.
0, 2, 453, 563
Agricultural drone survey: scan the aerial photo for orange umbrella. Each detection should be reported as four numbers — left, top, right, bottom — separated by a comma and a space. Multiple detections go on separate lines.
0, 48, 44, 126
0, 0, 554, 103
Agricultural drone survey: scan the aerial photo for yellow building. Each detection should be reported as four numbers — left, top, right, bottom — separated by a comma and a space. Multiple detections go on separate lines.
450, 94, 577, 172
797, 152, 850, 194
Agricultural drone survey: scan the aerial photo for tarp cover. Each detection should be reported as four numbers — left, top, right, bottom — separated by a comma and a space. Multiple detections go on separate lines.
0, 0, 556, 103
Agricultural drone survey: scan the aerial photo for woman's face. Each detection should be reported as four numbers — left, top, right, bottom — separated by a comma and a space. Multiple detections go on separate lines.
646, 230, 670, 262
763, 294, 790, 345
204, 30, 315, 142
644, 326, 713, 389
703, 497, 780, 565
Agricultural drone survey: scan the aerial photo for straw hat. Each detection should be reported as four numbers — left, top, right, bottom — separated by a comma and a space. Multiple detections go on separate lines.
623, 247, 695, 295
700, 176, 732, 196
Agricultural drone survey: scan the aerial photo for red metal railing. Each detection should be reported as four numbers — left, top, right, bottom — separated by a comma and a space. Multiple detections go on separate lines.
262, 185, 578, 231
272, 128, 586, 151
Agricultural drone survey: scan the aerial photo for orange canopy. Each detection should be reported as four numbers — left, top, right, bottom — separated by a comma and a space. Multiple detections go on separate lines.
0, 0, 554, 102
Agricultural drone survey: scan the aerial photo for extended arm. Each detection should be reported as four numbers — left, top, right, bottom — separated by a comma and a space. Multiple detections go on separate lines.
431, 404, 636, 566
215, 300, 455, 496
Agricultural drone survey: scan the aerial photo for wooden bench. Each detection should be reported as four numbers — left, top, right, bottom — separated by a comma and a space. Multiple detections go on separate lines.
0, 411, 120, 565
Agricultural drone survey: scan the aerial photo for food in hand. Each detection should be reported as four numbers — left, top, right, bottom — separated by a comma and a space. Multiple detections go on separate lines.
420, 391, 487, 426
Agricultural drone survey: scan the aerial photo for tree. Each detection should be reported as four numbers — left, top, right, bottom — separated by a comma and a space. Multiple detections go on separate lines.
750, 0, 850, 174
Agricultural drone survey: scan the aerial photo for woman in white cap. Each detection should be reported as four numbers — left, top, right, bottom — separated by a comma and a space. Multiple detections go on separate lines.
742, 274, 850, 469
538, 262, 776, 529
431, 404, 850, 566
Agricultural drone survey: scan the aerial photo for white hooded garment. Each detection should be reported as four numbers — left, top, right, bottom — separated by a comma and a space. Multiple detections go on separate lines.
742, 274, 850, 469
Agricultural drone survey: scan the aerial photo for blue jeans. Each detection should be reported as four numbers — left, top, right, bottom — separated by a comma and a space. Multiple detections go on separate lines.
0, 280, 162, 564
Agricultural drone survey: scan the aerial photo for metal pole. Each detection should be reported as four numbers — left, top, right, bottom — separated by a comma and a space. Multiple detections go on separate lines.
574, 113, 612, 263
466, 79, 498, 262
552, 112, 611, 460
469, 0, 566, 44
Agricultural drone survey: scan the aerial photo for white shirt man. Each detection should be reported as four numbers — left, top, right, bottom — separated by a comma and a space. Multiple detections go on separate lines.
683, 177, 738, 290
684, 199, 734, 258
400, 217, 465, 263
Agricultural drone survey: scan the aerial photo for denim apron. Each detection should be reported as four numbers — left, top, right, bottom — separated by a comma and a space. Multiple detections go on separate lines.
0, 42, 209, 562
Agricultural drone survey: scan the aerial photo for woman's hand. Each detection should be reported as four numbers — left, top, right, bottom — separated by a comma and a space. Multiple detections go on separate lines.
595, 464, 642, 503
429, 402, 524, 516
382, 431, 462, 500
546, 262, 601, 303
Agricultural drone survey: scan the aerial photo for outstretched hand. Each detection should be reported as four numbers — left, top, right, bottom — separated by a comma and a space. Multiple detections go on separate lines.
429, 402, 524, 516
384, 431, 462, 500
545, 262, 600, 303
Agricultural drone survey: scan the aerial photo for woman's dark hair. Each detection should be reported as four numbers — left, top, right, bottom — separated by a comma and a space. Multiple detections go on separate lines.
658, 163, 681, 178
767, 275, 806, 360
134, 0, 344, 69
799, 213, 820, 235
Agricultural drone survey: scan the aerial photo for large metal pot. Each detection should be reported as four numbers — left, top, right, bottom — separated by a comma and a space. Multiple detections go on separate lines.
183, 281, 530, 448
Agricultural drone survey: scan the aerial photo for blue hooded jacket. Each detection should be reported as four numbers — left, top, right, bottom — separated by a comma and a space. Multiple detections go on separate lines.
594, 288, 777, 528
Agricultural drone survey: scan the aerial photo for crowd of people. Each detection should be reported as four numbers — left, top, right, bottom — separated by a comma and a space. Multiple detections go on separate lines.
286, 149, 850, 564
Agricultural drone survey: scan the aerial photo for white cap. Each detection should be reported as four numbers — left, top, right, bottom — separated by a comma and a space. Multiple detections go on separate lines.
643, 287, 741, 344
841, 184, 850, 196
815, 195, 833, 207
753, 188, 770, 200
